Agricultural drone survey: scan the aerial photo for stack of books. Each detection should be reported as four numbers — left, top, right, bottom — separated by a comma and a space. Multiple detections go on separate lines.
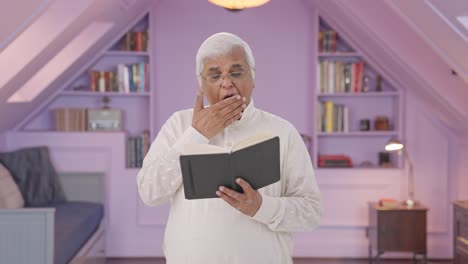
318, 30, 337, 52
118, 31, 149, 51
89, 62, 150, 93
126, 130, 150, 168
53, 108, 87, 131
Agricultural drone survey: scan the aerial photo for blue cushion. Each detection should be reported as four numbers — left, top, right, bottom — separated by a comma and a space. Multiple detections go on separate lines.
51, 201, 104, 264
0, 146, 67, 206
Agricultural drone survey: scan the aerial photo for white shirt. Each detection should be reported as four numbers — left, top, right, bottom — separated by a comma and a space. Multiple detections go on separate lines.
137, 99, 321, 264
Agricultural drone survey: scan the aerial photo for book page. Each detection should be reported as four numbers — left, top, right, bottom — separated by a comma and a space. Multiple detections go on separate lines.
232, 131, 273, 152
182, 144, 229, 155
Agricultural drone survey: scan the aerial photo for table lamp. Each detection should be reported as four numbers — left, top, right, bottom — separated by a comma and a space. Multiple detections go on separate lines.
384, 139, 415, 207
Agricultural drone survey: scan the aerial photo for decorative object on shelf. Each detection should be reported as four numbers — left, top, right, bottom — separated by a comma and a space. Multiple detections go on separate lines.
376, 75, 383, 92
385, 139, 415, 207
378, 198, 400, 208
101, 96, 110, 109
359, 119, 370, 131
71, 85, 87, 91
362, 75, 370, 92
208, 0, 270, 10
358, 160, 374, 168
378, 152, 391, 167
318, 154, 352, 168
87, 96, 123, 131
374, 115, 390, 131
87, 109, 122, 131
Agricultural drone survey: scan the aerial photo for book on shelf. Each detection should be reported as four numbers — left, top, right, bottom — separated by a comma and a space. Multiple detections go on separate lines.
317, 101, 349, 133
88, 62, 149, 93
53, 108, 87, 131
127, 130, 150, 168
118, 31, 149, 52
318, 30, 337, 52
179, 132, 280, 200
53, 108, 124, 132
317, 60, 364, 94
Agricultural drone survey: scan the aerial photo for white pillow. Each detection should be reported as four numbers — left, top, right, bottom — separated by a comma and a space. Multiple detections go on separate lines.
0, 163, 25, 209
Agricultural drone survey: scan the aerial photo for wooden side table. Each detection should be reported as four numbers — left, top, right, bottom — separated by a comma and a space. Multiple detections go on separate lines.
367, 202, 428, 264
453, 201, 468, 264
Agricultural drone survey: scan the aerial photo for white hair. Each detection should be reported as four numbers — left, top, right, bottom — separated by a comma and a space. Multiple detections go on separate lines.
196, 32, 256, 85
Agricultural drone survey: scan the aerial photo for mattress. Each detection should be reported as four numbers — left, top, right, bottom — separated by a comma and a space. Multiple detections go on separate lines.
51, 201, 104, 264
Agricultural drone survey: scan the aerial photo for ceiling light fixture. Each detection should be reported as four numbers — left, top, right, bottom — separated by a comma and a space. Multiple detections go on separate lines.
208, 0, 270, 11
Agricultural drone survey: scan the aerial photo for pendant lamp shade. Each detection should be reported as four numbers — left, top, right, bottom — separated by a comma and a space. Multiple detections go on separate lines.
208, 0, 270, 10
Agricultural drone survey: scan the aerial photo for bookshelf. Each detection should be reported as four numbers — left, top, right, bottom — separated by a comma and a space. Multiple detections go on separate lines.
313, 17, 402, 169
20, 12, 152, 169
60, 91, 150, 97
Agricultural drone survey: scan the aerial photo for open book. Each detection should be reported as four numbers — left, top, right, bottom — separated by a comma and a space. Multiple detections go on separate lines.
179, 132, 280, 199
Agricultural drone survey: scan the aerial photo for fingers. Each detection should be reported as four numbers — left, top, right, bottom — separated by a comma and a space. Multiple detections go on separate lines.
219, 97, 245, 118
209, 96, 245, 127
194, 90, 204, 111
223, 103, 245, 125
218, 186, 243, 201
215, 95, 243, 111
216, 188, 240, 208
236, 178, 253, 193
217, 181, 261, 217
213, 95, 242, 110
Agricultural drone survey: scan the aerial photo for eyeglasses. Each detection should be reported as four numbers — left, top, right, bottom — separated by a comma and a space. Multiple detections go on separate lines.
200, 70, 250, 85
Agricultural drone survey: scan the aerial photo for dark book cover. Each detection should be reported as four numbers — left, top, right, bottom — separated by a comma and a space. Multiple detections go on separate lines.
179, 136, 280, 200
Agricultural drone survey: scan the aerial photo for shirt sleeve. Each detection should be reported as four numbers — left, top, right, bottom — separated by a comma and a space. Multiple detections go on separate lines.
252, 125, 322, 232
137, 113, 209, 207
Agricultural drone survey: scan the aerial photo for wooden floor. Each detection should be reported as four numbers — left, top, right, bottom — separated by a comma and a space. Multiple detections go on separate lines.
106, 258, 453, 264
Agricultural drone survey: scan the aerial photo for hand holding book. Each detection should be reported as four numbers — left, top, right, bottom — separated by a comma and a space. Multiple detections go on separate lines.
180, 132, 281, 200
216, 177, 262, 217
192, 91, 246, 139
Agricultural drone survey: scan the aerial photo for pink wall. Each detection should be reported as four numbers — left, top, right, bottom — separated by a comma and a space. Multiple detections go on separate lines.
148, 0, 465, 258
452, 139, 468, 201
3, 0, 468, 258
152, 0, 314, 134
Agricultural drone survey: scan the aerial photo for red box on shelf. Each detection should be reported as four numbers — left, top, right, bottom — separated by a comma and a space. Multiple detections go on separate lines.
318, 155, 353, 168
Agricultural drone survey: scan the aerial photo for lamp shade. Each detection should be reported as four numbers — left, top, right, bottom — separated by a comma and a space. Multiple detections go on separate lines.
385, 138, 404, 152
208, 0, 270, 10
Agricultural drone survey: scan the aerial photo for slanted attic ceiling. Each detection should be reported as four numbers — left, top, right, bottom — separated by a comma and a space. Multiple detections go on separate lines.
308, 0, 468, 135
0, 0, 153, 132
0, 0, 468, 136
